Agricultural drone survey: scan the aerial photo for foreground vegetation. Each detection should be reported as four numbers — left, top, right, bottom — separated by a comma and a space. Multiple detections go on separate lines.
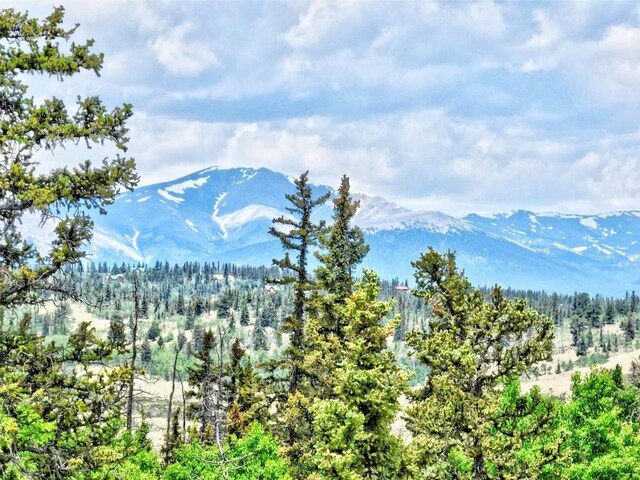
4, 7, 640, 480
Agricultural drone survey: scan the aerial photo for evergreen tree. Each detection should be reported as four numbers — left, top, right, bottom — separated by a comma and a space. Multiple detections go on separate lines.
147, 320, 161, 341
108, 317, 127, 349
240, 304, 250, 326
309, 271, 410, 479
0, 317, 134, 478
622, 315, 637, 342
252, 323, 268, 352
406, 248, 553, 479
227, 341, 266, 438
187, 329, 217, 440
315, 175, 369, 310
268, 171, 329, 393
604, 301, 616, 324
0, 7, 137, 309
140, 339, 152, 366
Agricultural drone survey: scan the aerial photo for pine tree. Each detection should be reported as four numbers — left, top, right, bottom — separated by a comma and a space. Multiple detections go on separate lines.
315, 175, 369, 309
252, 323, 268, 352
227, 341, 266, 438
188, 329, 217, 440
240, 304, 250, 326
0, 7, 138, 309
0, 316, 133, 477
406, 248, 553, 479
187, 328, 233, 448
267, 171, 329, 474
309, 271, 410, 479
140, 339, 152, 365
269, 171, 329, 391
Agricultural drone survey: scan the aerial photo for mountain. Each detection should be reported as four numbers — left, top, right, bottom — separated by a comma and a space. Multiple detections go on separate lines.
84, 166, 640, 296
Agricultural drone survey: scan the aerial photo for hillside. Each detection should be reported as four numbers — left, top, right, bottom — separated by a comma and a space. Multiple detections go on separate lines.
84, 166, 640, 295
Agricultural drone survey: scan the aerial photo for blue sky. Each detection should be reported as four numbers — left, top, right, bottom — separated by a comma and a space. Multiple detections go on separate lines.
19, 0, 640, 215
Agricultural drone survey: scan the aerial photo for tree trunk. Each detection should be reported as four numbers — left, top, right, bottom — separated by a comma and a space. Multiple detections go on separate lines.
164, 337, 183, 463
126, 272, 140, 431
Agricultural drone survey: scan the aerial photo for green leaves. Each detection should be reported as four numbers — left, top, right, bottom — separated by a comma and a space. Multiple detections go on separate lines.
164, 423, 290, 480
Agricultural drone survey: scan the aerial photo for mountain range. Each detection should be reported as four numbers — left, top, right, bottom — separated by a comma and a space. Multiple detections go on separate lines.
83, 166, 640, 296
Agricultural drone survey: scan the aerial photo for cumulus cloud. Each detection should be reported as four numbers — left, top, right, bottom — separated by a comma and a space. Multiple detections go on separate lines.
151, 22, 220, 75
14, 0, 640, 216
109, 108, 640, 216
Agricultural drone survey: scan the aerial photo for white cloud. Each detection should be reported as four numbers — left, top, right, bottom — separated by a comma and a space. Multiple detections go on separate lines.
106, 108, 640, 216
526, 10, 562, 50
283, 0, 366, 51
583, 24, 640, 102
151, 22, 220, 75
13, 1, 640, 216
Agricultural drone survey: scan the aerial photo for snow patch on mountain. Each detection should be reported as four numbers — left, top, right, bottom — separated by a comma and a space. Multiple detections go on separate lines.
212, 192, 229, 239
580, 217, 598, 229
360, 210, 472, 234
235, 169, 258, 184
218, 205, 285, 229
137, 196, 151, 203
125, 230, 140, 253
93, 228, 144, 262
186, 219, 198, 233
165, 176, 209, 194
157, 189, 183, 204
353, 193, 410, 225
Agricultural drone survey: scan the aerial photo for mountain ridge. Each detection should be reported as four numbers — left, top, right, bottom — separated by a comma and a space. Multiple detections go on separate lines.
82, 166, 640, 296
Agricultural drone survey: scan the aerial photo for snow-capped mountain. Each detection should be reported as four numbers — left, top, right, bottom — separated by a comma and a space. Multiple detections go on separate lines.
84, 167, 640, 296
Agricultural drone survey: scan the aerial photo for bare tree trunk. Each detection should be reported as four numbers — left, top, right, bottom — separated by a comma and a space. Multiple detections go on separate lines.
164, 334, 184, 464
126, 271, 140, 431
180, 375, 187, 443
215, 326, 227, 479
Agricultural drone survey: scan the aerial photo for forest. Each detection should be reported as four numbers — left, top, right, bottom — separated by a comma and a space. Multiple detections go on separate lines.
3, 6, 640, 480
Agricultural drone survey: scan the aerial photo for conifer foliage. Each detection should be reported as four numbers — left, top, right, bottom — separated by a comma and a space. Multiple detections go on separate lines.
310, 271, 410, 479
406, 248, 554, 479
0, 6, 139, 479
315, 175, 369, 305
0, 6, 138, 308
269, 171, 329, 393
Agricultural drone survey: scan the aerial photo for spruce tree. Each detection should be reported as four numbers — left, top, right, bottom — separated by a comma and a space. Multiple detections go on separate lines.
315, 175, 369, 307
267, 171, 329, 475
187, 329, 217, 440
309, 271, 410, 479
406, 248, 553, 479
227, 340, 266, 438
304, 175, 372, 417
269, 171, 329, 392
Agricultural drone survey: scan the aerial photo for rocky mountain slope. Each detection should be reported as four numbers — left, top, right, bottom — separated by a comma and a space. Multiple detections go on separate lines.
84, 166, 640, 295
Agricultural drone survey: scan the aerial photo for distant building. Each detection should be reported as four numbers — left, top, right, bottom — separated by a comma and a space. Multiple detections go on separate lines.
264, 284, 280, 294
108, 274, 125, 284
394, 285, 410, 292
